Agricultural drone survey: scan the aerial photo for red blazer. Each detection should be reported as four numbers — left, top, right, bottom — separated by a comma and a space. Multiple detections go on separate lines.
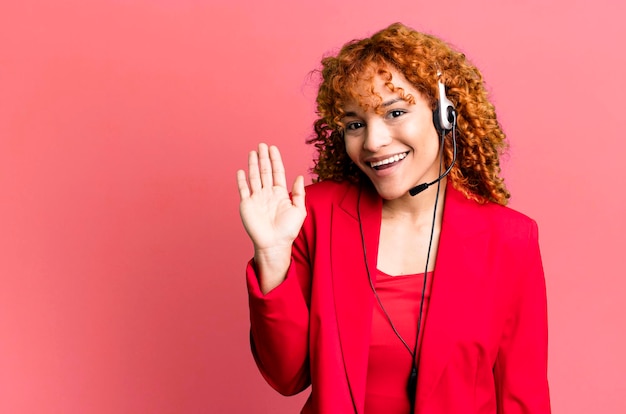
247, 180, 550, 414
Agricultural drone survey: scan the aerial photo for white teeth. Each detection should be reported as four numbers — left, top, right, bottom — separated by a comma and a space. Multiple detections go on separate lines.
370, 152, 407, 168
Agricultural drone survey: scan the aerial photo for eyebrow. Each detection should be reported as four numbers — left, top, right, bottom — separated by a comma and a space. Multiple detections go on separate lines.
381, 98, 404, 107
342, 98, 405, 118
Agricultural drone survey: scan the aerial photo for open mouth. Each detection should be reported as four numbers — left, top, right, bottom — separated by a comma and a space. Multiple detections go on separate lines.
369, 152, 409, 170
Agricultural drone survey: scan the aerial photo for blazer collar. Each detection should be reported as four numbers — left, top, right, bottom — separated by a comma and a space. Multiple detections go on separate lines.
330, 181, 489, 412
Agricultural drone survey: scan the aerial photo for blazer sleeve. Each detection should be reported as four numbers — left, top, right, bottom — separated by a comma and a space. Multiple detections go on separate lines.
494, 219, 551, 413
246, 223, 313, 396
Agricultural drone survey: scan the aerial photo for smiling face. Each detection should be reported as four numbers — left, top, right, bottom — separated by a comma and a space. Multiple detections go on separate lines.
341, 67, 441, 201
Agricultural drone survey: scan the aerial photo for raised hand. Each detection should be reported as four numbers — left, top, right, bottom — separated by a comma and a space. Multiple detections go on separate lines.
237, 144, 306, 293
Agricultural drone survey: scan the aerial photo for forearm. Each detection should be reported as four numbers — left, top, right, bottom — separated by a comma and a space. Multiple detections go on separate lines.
247, 260, 311, 395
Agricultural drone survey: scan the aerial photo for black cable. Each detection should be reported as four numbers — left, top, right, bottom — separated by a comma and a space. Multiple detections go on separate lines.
358, 194, 415, 356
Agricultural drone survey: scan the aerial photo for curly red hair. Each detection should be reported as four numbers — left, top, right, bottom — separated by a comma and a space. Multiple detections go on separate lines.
308, 22, 510, 205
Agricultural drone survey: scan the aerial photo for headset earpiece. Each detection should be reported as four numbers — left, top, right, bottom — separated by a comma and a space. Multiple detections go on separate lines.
433, 78, 456, 133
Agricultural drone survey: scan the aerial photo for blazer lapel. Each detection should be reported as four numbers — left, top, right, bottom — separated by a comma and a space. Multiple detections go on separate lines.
331, 184, 381, 413
415, 183, 489, 409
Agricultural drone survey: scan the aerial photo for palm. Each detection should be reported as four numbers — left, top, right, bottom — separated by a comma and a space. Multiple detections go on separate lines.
237, 144, 306, 251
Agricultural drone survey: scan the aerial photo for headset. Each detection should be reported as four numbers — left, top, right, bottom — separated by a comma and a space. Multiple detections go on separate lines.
409, 76, 457, 196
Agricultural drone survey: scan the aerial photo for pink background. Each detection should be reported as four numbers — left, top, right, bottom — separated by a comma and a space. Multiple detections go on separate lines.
1, 0, 624, 412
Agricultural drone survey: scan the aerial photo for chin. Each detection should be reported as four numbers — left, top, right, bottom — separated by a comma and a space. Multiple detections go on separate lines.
371, 184, 409, 201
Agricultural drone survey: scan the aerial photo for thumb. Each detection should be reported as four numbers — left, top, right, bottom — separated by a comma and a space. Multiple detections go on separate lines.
291, 175, 306, 211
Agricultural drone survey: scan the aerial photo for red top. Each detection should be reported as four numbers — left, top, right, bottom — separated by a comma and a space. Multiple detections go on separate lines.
364, 270, 433, 414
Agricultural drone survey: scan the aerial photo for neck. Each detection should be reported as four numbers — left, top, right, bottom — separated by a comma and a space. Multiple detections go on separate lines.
382, 178, 447, 224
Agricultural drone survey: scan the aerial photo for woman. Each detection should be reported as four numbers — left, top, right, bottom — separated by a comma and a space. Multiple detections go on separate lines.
236, 22, 550, 414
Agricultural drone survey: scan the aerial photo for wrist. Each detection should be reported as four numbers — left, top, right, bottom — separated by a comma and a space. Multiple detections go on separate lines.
253, 246, 293, 294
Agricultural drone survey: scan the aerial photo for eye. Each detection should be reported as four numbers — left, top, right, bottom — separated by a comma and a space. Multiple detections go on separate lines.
346, 121, 364, 131
387, 109, 406, 119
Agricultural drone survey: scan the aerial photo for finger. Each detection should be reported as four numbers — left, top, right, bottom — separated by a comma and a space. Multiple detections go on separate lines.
236, 169, 250, 200
291, 175, 306, 211
257, 143, 273, 189
269, 145, 287, 189
247, 150, 261, 192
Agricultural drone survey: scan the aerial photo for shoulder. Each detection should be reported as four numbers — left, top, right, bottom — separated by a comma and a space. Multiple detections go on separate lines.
298, 179, 374, 235
483, 200, 537, 234
303, 179, 357, 208
447, 185, 539, 244
295, 180, 359, 245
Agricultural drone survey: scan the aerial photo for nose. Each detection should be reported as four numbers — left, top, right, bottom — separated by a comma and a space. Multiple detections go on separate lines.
362, 120, 392, 152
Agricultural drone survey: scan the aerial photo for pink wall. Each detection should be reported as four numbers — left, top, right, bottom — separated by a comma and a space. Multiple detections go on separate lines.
1, 0, 624, 412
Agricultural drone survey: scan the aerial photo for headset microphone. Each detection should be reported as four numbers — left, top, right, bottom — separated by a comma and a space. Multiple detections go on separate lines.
409, 78, 457, 197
